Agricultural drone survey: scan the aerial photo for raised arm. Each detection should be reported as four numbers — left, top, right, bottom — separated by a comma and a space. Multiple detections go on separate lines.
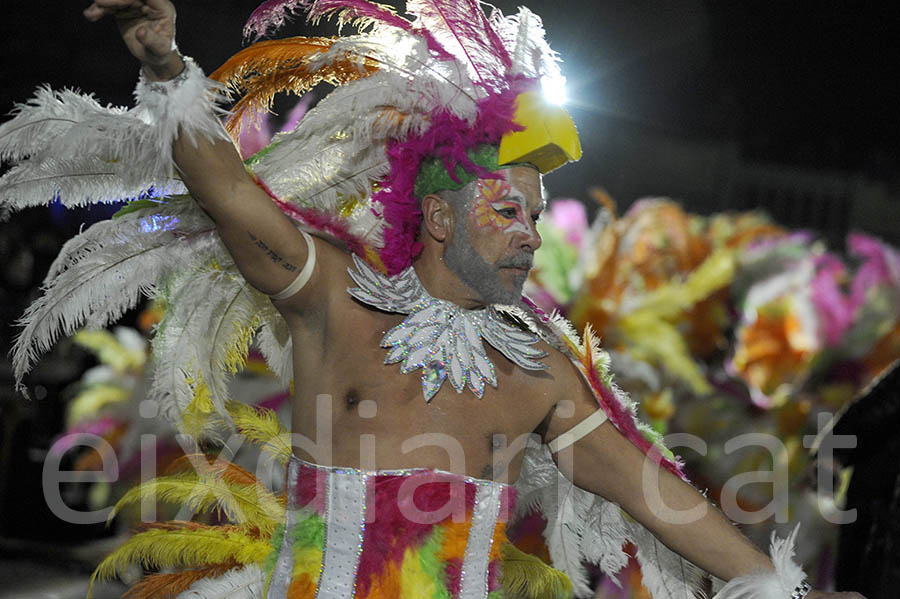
541, 351, 864, 599
84, 0, 329, 304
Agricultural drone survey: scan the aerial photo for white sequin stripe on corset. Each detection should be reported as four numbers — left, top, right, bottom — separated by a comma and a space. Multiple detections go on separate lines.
459, 482, 503, 599
282, 457, 510, 598
268, 458, 302, 599
315, 469, 367, 599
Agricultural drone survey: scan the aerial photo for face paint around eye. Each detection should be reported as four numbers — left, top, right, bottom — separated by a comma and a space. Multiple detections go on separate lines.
470, 177, 536, 236
471, 178, 512, 231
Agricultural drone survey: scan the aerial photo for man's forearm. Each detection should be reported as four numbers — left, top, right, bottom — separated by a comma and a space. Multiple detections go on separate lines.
566, 420, 775, 582
627, 467, 773, 582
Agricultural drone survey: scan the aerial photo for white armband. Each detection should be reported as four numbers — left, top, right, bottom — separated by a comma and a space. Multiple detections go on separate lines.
547, 409, 609, 453
269, 230, 317, 301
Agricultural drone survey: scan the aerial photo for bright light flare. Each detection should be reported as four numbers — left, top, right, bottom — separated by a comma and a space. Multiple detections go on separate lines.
541, 75, 568, 106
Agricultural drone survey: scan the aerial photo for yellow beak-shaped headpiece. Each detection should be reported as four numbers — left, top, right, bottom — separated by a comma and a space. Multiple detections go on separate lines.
498, 91, 583, 174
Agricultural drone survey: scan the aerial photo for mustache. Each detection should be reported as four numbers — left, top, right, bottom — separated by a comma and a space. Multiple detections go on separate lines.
496, 254, 534, 270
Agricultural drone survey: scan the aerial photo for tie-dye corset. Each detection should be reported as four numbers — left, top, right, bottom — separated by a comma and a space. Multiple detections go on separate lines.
265, 457, 517, 599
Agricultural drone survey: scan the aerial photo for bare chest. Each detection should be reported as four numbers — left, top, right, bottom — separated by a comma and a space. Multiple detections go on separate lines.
287, 294, 556, 479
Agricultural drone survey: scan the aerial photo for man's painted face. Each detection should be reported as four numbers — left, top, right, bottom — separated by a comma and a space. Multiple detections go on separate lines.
444, 166, 544, 305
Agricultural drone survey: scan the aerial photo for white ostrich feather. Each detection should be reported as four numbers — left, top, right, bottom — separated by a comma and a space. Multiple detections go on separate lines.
44, 197, 210, 280
513, 438, 561, 516
255, 132, 391, 210
0, 86, 130, 162
541, 473, 593, 597
713, 524, 806, 599
308, 29, 479, 115
515, 442, 593, 596
515, 434, 709, 598
0, 157, 170, 216
490, 6, 562, 81
11, 199, 218, 392
254, 305, 294, 389
176, 564, 266, 599
0, 86, 189, 218
148, 263, 271, 434
253, 69, 437, 189
630, 521, 708, 599
581, 497, 630, 577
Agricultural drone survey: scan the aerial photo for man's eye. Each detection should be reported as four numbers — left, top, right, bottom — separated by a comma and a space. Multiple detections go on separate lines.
495, 207, 517, 219
531, 213, 542, 223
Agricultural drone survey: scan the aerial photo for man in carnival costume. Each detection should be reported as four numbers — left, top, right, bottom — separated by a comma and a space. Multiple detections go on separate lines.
0, 0, 867, 598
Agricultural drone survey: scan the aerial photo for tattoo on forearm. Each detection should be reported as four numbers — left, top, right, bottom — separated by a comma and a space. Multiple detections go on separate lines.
248, 231, 298, 272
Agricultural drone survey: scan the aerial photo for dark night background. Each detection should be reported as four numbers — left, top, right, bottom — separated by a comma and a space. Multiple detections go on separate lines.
0, 1, 898, 595
3, 1, 899, 204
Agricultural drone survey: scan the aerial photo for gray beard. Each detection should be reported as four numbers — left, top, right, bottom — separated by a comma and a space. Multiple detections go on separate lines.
444, 214, 529, 306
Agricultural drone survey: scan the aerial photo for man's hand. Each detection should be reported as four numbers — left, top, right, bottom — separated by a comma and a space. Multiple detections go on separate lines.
808, 591, 867, 599
84, 0, 182, 80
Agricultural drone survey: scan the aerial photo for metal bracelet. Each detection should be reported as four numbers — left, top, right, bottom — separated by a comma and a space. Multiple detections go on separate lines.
791, 580, 811, 599
138, 54, 192, 94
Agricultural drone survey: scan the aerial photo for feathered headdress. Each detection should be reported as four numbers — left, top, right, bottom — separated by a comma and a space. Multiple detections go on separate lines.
214, 0, 581, 274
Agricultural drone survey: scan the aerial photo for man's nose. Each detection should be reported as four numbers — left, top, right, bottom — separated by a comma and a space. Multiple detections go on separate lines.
521, 224, 542, 252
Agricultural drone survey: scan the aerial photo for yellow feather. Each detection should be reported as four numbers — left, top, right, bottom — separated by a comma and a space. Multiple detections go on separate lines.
227, 402, 293, 465
67, 383, 130, 427
399, 547, 440, 598
74, 329, 146, 373
500, 543, 573, 599
181, 374, 215, 439
89, 527, 270, 597
109, 472, 284, 535
613, 248, 736, 394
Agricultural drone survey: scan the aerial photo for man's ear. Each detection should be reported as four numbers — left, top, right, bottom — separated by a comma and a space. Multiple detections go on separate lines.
421, 193, 455, 242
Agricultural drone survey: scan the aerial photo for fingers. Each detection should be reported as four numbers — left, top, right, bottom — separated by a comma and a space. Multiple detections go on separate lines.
83, 0, 146, 21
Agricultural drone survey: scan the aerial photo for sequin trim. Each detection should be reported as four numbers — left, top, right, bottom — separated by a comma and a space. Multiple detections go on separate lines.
459, 482, 503, 599
268, 459, 302, 599
288, 455, 509, 489
346, 254, 547, 402
315, 469, 366, 598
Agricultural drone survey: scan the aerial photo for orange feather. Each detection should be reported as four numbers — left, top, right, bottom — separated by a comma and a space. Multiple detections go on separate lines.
210, 37, 380, 138
165, 454, 260, 488
436, 518, 472, 562
122, 562, 237, 599
287, 573, 317, 599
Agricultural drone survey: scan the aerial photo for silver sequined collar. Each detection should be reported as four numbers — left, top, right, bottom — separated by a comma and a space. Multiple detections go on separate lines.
346, 255, 548, 401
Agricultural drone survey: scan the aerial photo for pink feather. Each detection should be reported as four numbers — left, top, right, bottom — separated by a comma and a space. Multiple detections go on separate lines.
849, 232, 900, 313
406, 0, 512, 90
292, 462, 328, 514
244, 0, 306, 39
443, 558, 463, 595
52, 417, 123, 455
251, 173, 369, 258
245, 0, 414, 39
810, 254, 853, 346
375, 79, 529, 274
487, 559, 501, 592
304, 0, 413, 31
